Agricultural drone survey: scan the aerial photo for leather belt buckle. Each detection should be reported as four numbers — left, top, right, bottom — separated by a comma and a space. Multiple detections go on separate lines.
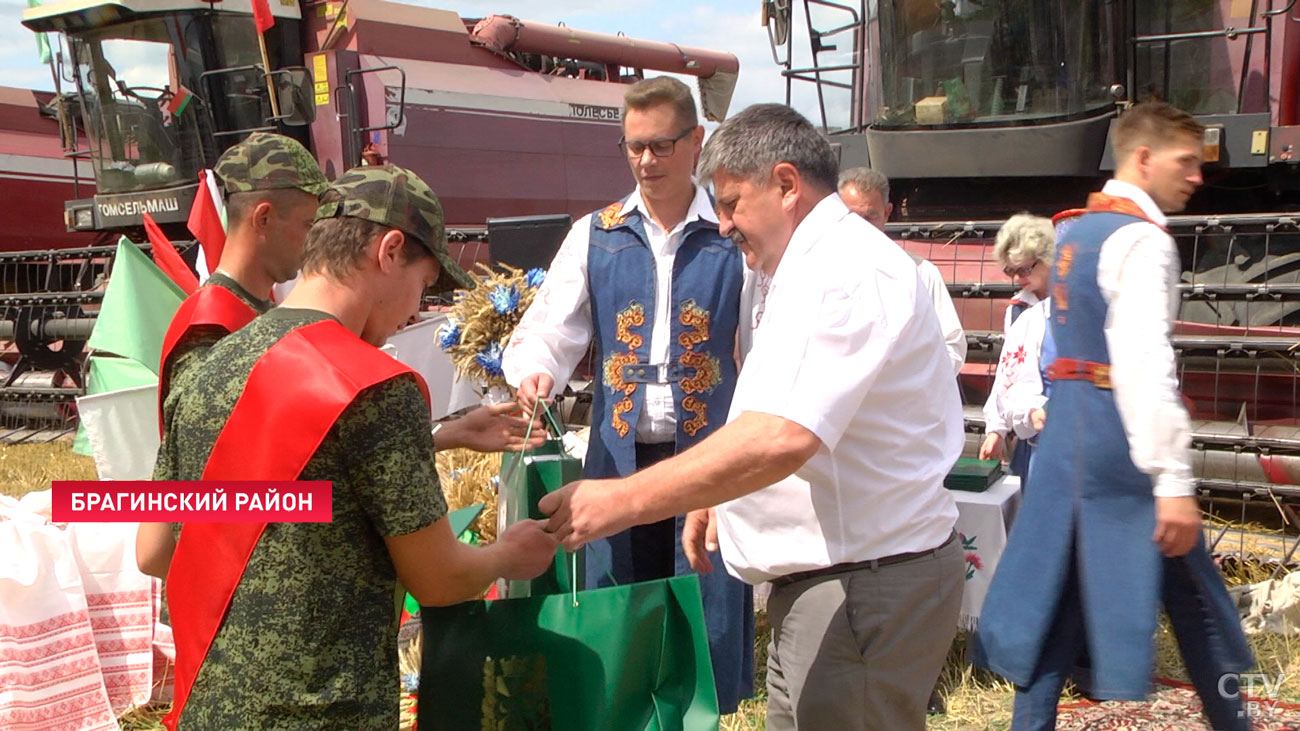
621, 363, 684, 384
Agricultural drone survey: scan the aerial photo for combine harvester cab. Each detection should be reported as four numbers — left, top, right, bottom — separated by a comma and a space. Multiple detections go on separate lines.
14, 0, 738, 440
767, 0, 1300, 564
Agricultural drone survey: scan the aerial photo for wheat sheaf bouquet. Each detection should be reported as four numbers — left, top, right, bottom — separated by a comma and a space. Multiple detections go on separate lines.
431, 262, 547, 536
435, 263, 546, 396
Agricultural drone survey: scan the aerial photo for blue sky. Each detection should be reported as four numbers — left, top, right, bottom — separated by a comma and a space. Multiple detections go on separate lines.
0, 0, 856, 124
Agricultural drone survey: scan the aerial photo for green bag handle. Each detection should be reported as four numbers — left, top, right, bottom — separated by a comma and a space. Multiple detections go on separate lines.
538, 397, 566, 441
520, 398, 569, 449
516, 398, 584, 606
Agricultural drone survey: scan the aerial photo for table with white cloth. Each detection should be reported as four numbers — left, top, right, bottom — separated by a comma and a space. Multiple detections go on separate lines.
952, 475, 1023, 630
1, 493, 174, 730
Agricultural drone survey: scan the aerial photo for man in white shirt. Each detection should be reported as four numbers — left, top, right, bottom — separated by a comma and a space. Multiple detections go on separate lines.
503, 76, 753, 714
975, 102, 1253, 731
538, 103, 966, 731
837, 167, 967, 376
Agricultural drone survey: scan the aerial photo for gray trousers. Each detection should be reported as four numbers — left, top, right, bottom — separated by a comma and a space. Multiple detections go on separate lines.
765, 535, 964, 731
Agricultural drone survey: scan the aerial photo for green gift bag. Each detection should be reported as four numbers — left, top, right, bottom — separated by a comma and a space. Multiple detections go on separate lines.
419, 575, 719, 730
498, 402, 584, 598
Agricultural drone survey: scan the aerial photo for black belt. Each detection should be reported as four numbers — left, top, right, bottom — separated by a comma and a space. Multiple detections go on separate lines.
770, 531, 958, 588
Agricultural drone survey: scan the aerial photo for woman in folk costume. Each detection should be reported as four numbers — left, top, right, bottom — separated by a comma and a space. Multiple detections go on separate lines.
974, 102, 1254, 730
980, 214, 1054, 477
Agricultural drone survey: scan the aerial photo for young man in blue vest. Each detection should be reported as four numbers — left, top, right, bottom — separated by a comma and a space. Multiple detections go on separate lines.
503, 76, 753, 714
975, 102, 1254, 730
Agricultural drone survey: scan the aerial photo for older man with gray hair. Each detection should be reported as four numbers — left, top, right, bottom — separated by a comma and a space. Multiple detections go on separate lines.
836, 166, 892, 228
839, 166, 967, 376
539, 104, 965, 730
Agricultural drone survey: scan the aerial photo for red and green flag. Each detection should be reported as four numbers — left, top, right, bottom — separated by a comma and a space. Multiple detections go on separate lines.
166, 85, 193, 117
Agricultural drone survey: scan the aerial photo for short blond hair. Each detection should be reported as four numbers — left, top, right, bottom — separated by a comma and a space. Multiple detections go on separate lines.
623, 76, 698, 130
1113, 101, 1205, 163
994, 213, 1055, 269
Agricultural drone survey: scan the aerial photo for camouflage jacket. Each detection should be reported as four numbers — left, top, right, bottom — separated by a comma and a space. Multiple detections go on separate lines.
154, 308, 445, 730
157, 272, 272, 437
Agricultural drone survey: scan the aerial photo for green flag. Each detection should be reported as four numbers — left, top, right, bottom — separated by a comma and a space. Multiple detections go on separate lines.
26, 0, 52, 64
86, 355, 159, 393
72, 356, 160, 455
73, 423, 91, 455
87, 238, 186, 375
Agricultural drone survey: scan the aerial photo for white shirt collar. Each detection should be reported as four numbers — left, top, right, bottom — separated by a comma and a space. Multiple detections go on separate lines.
776, 193, 851, 274
1011, 288, 1041, 306
622, 182, 719, 228
1101, 179, 1168, 226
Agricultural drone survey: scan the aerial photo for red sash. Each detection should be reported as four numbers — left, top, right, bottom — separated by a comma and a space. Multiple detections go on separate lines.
1083, 191, 1165, 229
158, 285, 259, 434
161, 319, 429, 731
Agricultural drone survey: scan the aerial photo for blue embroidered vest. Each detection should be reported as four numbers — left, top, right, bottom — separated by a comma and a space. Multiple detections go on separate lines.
584, 198, 744, 478
1046, 211, 1152, 490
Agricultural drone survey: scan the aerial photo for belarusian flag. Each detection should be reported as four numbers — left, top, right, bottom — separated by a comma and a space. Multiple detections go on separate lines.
166, 85, 193, 117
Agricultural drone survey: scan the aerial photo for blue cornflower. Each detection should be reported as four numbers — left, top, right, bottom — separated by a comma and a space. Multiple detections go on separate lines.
487, 284, 520, 314
525, 267, 546, 289
436, 320, 461, 350
476, 341, 504, 377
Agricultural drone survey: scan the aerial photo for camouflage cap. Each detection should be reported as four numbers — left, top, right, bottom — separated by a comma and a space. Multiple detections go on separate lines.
316, 164, 473, 291
214, 132, 328, 197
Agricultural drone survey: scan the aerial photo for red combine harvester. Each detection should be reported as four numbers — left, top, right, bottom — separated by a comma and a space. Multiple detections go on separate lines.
0, 87, 96, 253
769, 0, 1300, 549
0, 86, 100, 433
4, 0, 738, 439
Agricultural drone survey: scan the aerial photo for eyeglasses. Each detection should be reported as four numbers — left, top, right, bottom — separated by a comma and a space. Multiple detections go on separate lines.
618, 127, 694, 158
1003, 260, 1040, 278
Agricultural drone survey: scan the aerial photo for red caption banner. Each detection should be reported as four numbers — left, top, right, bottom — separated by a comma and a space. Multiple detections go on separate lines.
50, 481, 333, 523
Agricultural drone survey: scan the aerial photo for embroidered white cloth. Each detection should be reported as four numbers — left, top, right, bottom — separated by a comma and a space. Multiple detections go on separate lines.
0, 494, 174, 729
981, 298, 1049, 440
953, 475, 1023, 630
64, 522, 164, 711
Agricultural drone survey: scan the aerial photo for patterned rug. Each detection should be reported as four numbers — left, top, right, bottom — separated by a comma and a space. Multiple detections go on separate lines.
1056, 680, 1300, 730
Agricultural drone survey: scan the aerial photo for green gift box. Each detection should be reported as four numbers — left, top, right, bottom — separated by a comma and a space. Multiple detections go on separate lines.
945, 457, 1004, 492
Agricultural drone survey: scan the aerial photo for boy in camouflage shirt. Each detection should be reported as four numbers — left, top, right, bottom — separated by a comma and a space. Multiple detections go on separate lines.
157, 132, 327, 422
142, 166, 558, 730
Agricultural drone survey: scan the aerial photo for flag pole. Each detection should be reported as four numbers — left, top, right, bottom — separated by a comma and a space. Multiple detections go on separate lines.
257, 31, 281, 120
